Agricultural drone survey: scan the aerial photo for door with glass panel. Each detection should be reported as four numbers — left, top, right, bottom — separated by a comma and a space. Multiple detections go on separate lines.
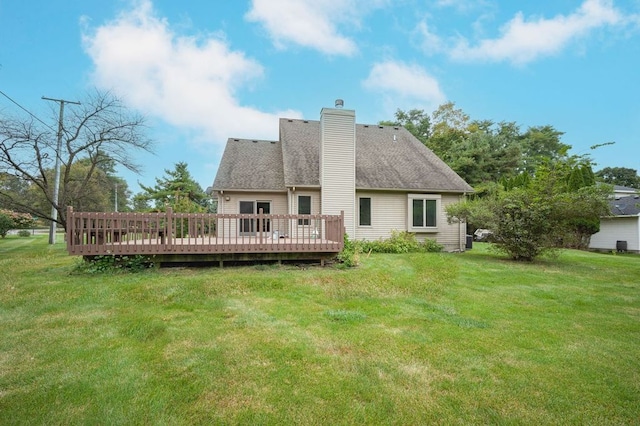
257, 201, 271, 233
239, 201, 255, 235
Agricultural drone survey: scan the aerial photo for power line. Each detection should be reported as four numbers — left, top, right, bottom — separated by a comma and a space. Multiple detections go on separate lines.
0, 88, 56, 131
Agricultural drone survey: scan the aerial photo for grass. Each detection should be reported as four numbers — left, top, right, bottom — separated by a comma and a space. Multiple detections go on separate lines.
1, 235, 639, 425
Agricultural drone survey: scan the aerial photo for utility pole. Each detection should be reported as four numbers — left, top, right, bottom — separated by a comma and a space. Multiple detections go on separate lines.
42, 96, 81, 245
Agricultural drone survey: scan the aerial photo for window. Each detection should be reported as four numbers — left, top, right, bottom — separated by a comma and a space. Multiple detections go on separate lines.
408, 194, 440, 230
359, 197, 371, 226
298, 195, 311, 225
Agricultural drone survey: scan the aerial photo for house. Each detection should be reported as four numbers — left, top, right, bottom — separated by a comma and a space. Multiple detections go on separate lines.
589, 192, 640, 253
212, 101, 474, 252
613, 185, 639, 198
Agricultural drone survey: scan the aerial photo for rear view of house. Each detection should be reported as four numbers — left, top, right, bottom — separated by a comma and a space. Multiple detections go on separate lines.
212, 100, 474, 252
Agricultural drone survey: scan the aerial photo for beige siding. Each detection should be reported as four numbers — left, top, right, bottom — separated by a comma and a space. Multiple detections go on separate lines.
290, 190, 321, 215
218, 192, 287, 215
354, 191, 467, 252
216, 192, 288, 236
436, 194, 468, 252
320, 108, 356, 237
589, 216, 640, 252
291, 190, 322, 238
355, 191, 405, 241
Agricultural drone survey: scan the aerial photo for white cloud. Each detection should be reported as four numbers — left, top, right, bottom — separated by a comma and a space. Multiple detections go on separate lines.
245, 0, 359, 56
362, 61, 446, 112
450, 0, 623, 65
413, 20, 445, 55
435, 0, 488, 13
82, 0, 300, 144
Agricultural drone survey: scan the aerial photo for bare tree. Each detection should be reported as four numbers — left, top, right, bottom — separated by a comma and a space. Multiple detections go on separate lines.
0, 90, 153, 229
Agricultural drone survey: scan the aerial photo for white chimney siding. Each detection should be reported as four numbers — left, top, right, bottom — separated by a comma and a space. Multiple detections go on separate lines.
320, 106, 356, 237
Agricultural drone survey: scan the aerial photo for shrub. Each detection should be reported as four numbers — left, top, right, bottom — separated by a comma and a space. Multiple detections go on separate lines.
337, 231, 443, 266
73, 255, 155, 274
492, 190, 555, 261
336, 235, 361, 267
17, 230, 31, 237
360, 231, 443, 254
421, 237, 444, 253
0, 209, 35, 229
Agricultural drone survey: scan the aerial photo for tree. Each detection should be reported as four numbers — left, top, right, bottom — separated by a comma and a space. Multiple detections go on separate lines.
379, 108, 431, 144
137, 162, 211, 212
447, 157, 611, 260
21, 157, 131, 214
382, 104, 523, 185
519, 125, 570, 173
0, 173, 30, 217
447, 124, 521, 186
427, 102, 470, 162
595, 167, 640, 188
0, 90, 153, 229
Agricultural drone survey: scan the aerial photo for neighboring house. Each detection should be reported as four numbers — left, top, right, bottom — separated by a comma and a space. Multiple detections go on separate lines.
613, 185, 639, 198
212, 101, 474, 252
589, 193, 640, 253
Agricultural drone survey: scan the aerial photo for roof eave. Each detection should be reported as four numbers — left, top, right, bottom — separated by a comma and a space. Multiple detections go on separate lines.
213, 188, 288, 194
355, 186, 473, 193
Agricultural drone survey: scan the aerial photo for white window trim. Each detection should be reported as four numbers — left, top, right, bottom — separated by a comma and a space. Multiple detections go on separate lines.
408, 193, 441, 233
358, 196, 372, 227
297, 195, 311, 225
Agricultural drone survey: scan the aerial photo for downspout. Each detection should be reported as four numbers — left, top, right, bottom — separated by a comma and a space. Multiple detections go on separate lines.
459, 192, 465, 252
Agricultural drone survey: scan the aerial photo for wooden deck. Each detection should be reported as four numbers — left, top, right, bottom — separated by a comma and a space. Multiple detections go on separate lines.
66, 207, 345, 263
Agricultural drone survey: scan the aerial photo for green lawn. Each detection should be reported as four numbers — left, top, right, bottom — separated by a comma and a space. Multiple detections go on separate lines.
1, 235, 639, 425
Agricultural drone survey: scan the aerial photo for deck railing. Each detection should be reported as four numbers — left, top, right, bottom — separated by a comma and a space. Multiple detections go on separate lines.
66, 206, 345, 256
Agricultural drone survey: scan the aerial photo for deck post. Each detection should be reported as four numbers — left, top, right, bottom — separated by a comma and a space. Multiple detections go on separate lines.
66, 206, 74, 252
166, 206, 173, 251
258, 208, 263, 249
341, 210, 345, 249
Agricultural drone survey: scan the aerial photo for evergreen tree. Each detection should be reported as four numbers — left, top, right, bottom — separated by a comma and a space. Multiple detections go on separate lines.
138, 162, 210, 212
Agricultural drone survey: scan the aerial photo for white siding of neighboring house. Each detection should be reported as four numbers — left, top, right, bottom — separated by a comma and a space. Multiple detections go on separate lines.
320, 107, 356, 237
614, 188, 639, 198
589, 216, 640, 253
355, 191, 468, 252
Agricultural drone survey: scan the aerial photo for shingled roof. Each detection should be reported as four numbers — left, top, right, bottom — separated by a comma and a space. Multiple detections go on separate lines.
610, 195, 640, 216
212, 138, 284, 191
354, 123, 472, 191
213, 118, 474, 193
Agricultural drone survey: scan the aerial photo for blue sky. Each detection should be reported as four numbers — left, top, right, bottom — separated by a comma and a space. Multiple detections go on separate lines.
1, 0, 639, 193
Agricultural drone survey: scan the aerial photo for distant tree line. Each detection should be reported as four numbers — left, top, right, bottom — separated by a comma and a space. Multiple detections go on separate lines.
383, 102, 638, 261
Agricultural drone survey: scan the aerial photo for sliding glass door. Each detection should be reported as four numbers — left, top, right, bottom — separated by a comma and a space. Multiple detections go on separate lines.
239, 201, 271, 235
